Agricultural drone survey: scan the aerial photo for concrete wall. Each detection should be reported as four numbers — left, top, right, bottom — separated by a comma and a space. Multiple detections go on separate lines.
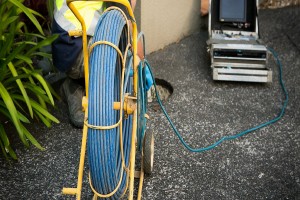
141, 0, 201, 54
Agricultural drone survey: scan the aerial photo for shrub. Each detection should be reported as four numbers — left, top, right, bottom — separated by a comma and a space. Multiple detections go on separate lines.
0, 0, 59, 159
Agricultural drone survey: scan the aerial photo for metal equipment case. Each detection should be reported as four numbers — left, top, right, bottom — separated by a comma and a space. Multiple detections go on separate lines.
207, 0, 272, 82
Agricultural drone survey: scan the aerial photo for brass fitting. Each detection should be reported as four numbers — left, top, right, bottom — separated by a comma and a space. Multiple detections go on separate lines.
113, 94, 137, 115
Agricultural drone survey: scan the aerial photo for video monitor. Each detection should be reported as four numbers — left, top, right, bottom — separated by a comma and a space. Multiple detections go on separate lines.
219, 0, 247, 22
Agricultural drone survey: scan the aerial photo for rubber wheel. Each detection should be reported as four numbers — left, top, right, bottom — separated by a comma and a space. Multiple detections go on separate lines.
143, 131, 154, 175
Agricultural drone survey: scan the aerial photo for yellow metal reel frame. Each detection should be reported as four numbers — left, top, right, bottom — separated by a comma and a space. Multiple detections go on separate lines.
62, 1, 142, 200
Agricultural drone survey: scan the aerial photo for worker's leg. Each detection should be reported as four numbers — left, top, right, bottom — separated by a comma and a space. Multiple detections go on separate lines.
61, 51, 85, 128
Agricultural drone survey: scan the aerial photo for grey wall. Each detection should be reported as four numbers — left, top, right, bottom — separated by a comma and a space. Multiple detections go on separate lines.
141, 0, 201, 54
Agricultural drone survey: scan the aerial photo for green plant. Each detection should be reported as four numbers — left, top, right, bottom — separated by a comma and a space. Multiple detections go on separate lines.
0, 0, 59, 159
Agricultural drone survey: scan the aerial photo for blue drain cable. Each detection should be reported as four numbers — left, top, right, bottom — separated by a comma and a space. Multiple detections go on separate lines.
88, 10, 132, 198
146, 47, 289, 152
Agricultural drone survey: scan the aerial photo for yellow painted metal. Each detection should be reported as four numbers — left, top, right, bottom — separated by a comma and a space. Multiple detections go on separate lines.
62, 187, 77, 195
113, 96, 136, 115
64, 4, 90, 200
67, 2, 90, 98
82, 96, 88, 112
68, 30, 83, 37
75, 112, 89, 200
137, 158, 145, 200
113, 102, 121, 110
62, 111, 89, 199
129, 109, 137, 200
64, 1, 142, 199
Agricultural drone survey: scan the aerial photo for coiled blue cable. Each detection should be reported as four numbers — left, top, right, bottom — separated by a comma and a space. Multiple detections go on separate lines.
88, 10, 133, 198
147, 47, 288, 152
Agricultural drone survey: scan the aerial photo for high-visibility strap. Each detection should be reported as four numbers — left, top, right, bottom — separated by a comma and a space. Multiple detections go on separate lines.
56, 0, 64, 10
64, 2, 103, 32
54, 0, 104, 36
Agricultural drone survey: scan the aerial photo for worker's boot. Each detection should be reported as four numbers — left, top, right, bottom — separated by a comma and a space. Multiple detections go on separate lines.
61, 78, 84, 128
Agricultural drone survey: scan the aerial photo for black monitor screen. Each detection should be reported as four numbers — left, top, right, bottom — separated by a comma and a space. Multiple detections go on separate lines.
219, 0, 246, 22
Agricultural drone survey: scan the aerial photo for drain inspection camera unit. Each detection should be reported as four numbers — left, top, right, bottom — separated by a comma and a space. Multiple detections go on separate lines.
207, 0, 272, 82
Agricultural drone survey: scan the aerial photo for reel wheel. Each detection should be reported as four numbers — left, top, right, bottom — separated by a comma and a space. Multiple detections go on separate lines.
143, 130, 154, 175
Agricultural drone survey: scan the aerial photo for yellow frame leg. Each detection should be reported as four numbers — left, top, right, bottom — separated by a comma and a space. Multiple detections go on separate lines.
137, 157, 145, 200
62, 112, 88, 199
129, 110, 137, 199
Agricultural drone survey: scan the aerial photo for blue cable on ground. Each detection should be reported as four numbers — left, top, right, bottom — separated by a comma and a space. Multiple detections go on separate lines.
147, 47, 288, 153
88, 10, 132, 199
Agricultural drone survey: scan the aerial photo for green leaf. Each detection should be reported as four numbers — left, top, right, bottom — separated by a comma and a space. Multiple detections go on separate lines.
0, 106, 30, 124
23, 33, 46, 40
35, 111, 51, 128
47, 0, 54, 20
30, 71, 54, 106
0, 107, 10, 120
0, 4, 14, 24
26, 34, 58, 56
0, 65, 8, 82
22, 68, 50, 105
0, 42, 26, 69
24, 82, 46, 95
8, 62, 33, 118
12, 95, 59, 124
46, 82, 61, 101
8, 0, 44, 35
16, 110, 30, 123
15, 55, 32, 65
14, 41, 37, 46
36, 93, 52, 105
6, 145, 17, 160
11, 98, 26, 114
37, 95, 47, 109
4, 74, 30, 86
0, 124, 10, 148
0, 4, 17, 58
31, 52, 52, 59
0, 2, 8, 21
0, 140, 9, 160
21, 124, 45, 150
27, 7, 44, 19
32, 104, 59, 124
0, 83, 28, 147
16, 21, 25, 32
2, 16, 19, 31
